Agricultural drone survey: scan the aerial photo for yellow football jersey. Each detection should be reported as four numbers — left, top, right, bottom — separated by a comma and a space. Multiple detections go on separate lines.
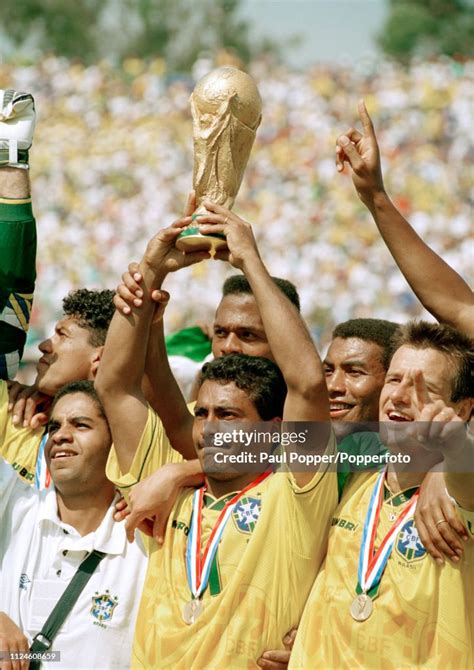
107, 407, 338, 669
106, 405, 185, 489
290, 471, 474, 669
0, 380, 43, 483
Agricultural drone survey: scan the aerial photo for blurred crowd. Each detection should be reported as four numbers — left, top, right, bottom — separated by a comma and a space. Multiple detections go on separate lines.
2, 54, 472, 357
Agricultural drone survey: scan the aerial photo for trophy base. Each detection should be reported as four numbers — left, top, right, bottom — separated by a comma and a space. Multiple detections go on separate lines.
176, 226, 227, 254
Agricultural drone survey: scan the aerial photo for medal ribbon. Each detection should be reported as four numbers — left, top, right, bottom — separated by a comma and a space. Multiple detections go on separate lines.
357, 468, 419, 594
186, 470, 272, 600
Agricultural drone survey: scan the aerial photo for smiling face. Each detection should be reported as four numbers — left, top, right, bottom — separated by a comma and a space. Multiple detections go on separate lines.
35, 318, 101, 396
212, 294, 273, 361
379, 345, 459, 424
45, 392, 112, 496
323, 337, 387, 435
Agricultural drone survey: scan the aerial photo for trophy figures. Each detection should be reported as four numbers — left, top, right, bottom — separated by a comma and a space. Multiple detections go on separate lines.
176, 66, 262, 253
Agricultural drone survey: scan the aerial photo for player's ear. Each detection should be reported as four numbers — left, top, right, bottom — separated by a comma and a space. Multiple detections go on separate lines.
90, 346, 104, 379
454, 397, 473, 422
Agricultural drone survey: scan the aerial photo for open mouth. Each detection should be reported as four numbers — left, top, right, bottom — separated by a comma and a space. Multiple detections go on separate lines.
50, 449, 78, 460
387, 411, 413, 422
329, 402, 354, 416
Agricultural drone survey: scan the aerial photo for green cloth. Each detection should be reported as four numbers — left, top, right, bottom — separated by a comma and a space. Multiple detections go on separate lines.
336, 431, 388, 501
165, 326, 211, 362
0, 200, 36, 378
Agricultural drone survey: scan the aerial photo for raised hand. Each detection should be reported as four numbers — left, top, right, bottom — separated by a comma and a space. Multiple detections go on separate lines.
142, 217, 209, 280
114, 262, 170, 322
0, 89, 36, 167
195, 201, 261, 270
410, 369, 465, 452
139, 191, 209, 282
335, 100, 385, 206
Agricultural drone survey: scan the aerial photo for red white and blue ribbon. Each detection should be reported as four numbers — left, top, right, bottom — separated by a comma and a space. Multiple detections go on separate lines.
186, 471, 271, 600
357, 468, 419, 594
34, 432, 51, 490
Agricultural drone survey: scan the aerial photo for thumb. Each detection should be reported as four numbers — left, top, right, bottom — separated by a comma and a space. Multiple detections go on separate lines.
151, 289, 170, 304
153, 515, 166, 545
125, 510, 142, 543
184, 191, 197, 217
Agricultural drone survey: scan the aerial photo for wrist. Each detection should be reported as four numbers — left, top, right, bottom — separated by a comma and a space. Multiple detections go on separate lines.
241, 251, 264, 275
139, 259, 167, 291
362, 188, 390, 212
176, 459, 204, 487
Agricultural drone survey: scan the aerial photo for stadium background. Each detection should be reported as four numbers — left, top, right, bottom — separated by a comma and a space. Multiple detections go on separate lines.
1, 0, 472, 380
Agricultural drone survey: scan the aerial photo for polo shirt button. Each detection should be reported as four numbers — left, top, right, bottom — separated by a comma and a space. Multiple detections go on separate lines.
56, 570, 61, 576
62, 550, 68, 556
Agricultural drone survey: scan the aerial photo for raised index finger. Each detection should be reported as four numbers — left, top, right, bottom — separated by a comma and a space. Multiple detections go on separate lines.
413, 369, 431, 410
358, 99, 375, 138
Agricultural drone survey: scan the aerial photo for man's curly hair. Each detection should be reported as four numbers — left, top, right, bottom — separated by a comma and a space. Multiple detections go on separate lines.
62, 289, 115, 347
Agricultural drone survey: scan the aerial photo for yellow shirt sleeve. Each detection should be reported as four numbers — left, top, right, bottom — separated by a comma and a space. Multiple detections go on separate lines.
106, 405, 184, 490
0, 380, 43, 484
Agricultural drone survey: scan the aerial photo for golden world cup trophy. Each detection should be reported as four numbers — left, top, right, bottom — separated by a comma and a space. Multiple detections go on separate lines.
176, 66, 262, 253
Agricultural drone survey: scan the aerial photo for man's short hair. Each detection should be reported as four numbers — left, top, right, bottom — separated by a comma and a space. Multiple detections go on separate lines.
51, 380, 106, 417
392, 321, 473, 402
332, 318, 400, 369
222, 275, 300, 312
62, 289, 115, 347
199, 354, 287, 420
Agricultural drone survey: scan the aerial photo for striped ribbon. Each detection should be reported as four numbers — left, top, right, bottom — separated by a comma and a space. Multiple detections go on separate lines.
186, 471, 271, 600
34, 432, 51, 490
358, 468, 419, 594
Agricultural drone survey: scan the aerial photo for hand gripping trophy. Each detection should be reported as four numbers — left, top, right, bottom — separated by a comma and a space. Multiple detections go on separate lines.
176, 66, 262, 253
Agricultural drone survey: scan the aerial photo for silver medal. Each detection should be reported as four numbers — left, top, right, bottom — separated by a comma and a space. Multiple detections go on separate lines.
350, 593, 373, 622
182, 598, 203, 625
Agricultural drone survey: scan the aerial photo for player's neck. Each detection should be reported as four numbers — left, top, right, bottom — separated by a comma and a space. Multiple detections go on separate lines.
205, 472, 259, 500
386, 466, 423, 494
56, 482, 115, 536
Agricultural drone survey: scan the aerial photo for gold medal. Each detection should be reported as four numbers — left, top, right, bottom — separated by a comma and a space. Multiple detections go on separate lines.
182, 598, 203, 625
350, 593, 373, 622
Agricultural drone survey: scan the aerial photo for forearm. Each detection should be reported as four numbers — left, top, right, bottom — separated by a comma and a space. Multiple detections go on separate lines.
144, 319, 195, 457
444, 472, 474, 511
243, 255, 325, 393
171, 458, 204, 488
97, 295, 155, 397
367, 191, 473, 333
443, 435, 474, 511
0, 166, 30, 198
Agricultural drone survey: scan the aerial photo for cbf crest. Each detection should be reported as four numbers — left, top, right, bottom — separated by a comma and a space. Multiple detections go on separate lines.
232, 497, 262, 534
91, 590, 118, 624
395, 520, 426, 562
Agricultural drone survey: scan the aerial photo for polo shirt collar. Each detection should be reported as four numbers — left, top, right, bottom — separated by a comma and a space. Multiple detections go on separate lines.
37, 490, 127, 556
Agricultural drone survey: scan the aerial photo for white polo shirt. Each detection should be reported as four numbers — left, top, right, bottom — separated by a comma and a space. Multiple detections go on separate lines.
0, 458, 147, 669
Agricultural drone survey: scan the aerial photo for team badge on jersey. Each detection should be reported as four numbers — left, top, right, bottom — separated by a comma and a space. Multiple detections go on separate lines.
232, 496, 262, 534
19, 573, 31, 591
395, 519, 426, 562
91, 590, 118, 623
